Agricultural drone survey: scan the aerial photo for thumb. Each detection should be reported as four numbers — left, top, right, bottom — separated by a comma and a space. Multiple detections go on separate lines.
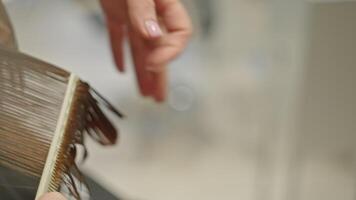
127, 0, 163, 39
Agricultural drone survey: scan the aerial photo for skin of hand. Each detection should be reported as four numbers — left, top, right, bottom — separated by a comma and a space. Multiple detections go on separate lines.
39, 192, 67, 200
100, 0, 193, 102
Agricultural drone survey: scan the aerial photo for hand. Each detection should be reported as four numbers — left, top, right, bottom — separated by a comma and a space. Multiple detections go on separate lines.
39, 192, 66, 200
100, 0, 192, 102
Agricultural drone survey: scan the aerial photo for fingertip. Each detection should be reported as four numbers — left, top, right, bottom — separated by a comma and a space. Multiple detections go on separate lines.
113, 53, 125, 72
116, 65, 125, 73
108, 23, 126, 73
154, 94, 166, 103
151, 70, 167, 103
114, 60, 125, 72
127, 0, 163, 40
133, 19, 164, 40
140, 88, 150, 97
154, 88, 166, 102
144, 19, 163, 39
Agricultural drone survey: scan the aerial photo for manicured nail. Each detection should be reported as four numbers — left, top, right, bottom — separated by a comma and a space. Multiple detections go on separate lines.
145, 20, 162, 38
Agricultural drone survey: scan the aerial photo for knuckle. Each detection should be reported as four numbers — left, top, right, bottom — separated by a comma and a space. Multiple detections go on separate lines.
168, 43, 184, 59
183, 28, 193, 39
177, 31, 192, 46
144, 0, 156, 9
186, 22, 194, 37
130, 0, 156, 12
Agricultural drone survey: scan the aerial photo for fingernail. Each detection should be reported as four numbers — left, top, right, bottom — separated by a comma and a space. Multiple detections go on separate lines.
145, 20, 162, 38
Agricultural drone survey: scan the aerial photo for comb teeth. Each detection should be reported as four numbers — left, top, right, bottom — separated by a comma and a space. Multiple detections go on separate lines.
0, 47, 120, 199
35, 74, 80, 198
0, 48, 69, 178
37, 77, 119, 199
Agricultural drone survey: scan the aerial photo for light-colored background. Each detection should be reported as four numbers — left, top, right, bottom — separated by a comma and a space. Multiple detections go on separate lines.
4, 0, 356, 199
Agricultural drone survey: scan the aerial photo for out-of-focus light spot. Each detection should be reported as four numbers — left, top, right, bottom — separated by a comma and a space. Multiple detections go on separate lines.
168, 85, 195, 111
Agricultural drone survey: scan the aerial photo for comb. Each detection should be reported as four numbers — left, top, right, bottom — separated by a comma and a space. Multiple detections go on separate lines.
0, 46, 122, 199
0, 3, 122, 199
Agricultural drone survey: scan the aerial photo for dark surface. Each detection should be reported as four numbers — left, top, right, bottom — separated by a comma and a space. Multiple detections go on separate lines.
0, 166, 120, 200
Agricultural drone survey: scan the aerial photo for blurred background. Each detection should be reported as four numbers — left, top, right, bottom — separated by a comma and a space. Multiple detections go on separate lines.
3, 0, 356, 199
